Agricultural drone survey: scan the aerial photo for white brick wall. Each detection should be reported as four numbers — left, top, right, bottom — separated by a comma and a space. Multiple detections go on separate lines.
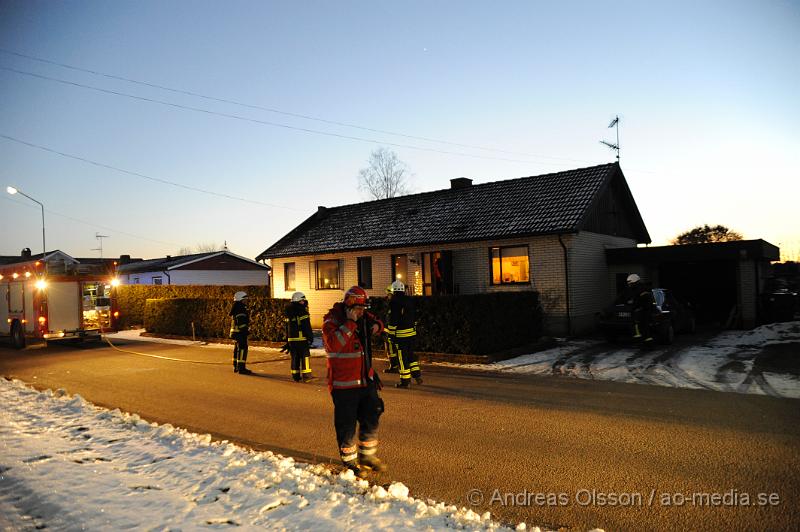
270, 232, 636, 331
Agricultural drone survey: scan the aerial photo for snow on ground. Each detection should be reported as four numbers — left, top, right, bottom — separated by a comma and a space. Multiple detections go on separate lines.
0, 378, 543, 531
448, 321, 800, 399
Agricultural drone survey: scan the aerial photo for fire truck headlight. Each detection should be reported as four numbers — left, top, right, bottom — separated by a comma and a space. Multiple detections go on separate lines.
35, 280, 47, 290
110, 278, 120, 287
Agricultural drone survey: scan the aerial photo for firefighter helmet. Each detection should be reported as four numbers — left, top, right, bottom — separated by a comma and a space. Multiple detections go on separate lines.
391, 280, 405, 293
291, 291, 306, 302
344, 286, 368, 307
626, 274, 641, 286
234, 291, 248, 302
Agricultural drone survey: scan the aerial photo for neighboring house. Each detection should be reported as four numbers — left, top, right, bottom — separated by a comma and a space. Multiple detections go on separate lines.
0, 248, 119, 276
116, 251, 270, 286
257, 162, 650, 334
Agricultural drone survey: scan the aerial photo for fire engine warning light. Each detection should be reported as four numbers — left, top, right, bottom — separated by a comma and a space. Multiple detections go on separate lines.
35, 280, 47, 290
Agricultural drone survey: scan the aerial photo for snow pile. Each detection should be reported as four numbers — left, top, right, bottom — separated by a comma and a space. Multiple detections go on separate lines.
0, 378, 534, 531
450, 321, 800, 398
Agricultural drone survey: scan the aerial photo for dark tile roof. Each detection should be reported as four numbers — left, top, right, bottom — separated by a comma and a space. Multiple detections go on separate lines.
116, 252, 219, 274
259, 163, 623, 259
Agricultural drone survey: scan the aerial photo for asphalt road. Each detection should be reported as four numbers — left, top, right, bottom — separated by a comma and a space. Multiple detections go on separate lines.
1, 337, 798, 531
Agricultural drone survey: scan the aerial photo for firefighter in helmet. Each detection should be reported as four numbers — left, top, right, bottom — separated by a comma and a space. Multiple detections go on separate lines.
229, 291, 252, 375
322, 285, 385, 475
387, 280, 421, 388
622, 274, 656, 343
285, 291, 314, 382
383, 284, 400, 374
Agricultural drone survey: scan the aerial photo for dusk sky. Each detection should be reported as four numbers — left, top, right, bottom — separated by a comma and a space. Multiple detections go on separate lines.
1, 0, 798, 262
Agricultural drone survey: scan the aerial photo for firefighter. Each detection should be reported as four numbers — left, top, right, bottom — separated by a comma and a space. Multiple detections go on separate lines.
285, 291, 314, 382
387, 280, 421, 388
229, 291, 252, 375
383, 284, 400, 374
322, 285, 385, 475
623, 274, 656, 344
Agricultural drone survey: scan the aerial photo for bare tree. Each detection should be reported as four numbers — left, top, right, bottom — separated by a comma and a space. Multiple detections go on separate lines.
176, 242, 224, 255
357, 147, 412, 200
671, 225, 743, 245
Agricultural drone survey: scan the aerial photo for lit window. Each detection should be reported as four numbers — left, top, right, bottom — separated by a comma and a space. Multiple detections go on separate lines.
284, 262, 296, 291
392, 254, 408, 283
316, 260, 340, 290
490, 246, 530, 285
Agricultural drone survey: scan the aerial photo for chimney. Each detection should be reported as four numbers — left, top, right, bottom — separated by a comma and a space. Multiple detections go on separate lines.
450, 177, 473, 189
21, 248, 32, 259
166, 255, 172, 260
119, 254, 131, 264
317, 206, 328, 215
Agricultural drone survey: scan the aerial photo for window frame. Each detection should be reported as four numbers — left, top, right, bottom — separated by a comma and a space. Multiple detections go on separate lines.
391, 254, 408, 285
152, 276, 163, 285
357, 256, 373, 289
284, 262, 296, 292
489, 245, 531, 286
315, 259, 341, 290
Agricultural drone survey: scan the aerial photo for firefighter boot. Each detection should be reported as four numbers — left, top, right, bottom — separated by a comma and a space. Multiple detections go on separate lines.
358, 454, 387, 473
395, 379, 410, 389
237, 362, 253, 375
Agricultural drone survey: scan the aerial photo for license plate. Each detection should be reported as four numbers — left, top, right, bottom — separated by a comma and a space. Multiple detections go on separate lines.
617, 311, 631, 318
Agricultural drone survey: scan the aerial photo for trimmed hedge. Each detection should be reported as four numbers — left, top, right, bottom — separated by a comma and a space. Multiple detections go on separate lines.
144, 297, 287, 341
115, 285, 269, 329
141, 291, 542, 355
369, 292, 542, 355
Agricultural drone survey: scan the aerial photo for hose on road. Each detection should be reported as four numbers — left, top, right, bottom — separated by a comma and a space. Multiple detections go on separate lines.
103, 336, 294, 366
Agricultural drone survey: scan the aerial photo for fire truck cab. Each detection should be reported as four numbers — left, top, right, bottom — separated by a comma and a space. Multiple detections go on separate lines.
1, 250, 120, 349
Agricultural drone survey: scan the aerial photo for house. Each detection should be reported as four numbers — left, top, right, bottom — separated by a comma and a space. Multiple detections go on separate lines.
257, 163, 650, 334
0, 248, 120, 276
116, 250, 270, 286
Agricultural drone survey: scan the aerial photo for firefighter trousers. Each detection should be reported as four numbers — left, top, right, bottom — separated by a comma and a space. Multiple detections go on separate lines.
332, 384, 384, 465
385, 336, 399, 369
396, 337, 420, 383
289, 342, 312, 381
232, 333, 249, 370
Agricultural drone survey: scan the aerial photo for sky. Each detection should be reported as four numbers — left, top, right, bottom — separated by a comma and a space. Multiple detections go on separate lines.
0, 0, 798, 262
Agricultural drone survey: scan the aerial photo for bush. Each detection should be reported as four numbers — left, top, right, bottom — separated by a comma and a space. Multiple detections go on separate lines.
115, 285, 269, 329
368, 292, 542, 355
144, 297, 287, 341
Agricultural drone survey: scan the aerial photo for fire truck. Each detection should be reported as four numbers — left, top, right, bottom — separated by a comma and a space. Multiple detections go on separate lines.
1, 256, 120, 349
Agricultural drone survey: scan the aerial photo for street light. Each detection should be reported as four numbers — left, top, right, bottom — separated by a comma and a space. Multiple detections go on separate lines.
6, 186, 46, 257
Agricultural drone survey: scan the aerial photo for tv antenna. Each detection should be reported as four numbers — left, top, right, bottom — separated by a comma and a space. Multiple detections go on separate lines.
600, 115, 620, 161
92, 232, 110, 258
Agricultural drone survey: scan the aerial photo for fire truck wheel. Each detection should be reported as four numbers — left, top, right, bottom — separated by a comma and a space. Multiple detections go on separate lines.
11, 322, 26, 349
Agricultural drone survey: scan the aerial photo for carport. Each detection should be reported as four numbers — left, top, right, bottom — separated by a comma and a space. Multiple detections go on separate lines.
606, 239, 779, 329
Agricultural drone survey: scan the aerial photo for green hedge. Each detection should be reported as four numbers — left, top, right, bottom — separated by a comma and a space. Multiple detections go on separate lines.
115, 285, 269, 329
368, 292, 542, 355
141, 291, 542, 355
144, 297, 287, 341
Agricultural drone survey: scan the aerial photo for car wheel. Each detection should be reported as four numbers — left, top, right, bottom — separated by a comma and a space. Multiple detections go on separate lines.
660, 323, 675, 345
11, 322, 26, 349
604, 332, 618, 343
687, 316, 697, 334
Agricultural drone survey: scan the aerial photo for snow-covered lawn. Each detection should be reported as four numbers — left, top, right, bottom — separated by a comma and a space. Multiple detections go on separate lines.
447, 321, 800, 399
0, 379, 539, 531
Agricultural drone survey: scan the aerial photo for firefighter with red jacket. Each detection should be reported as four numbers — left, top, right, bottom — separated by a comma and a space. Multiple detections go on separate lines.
322, 286, 386, 474
387, 280, 421, 388
285, 291, 314, 382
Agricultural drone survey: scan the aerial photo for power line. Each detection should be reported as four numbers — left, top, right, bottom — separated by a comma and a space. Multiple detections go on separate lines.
0, 133, 303, 211
0, 48, 596, 165
1, 194, 184, 248
0, 65, 578, 168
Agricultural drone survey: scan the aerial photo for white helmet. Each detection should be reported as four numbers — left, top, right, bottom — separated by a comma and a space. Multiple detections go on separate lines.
234, 291, 248, 302
291, 291, 306, 302
626, 274, 641, 285
391, 280, 405, 293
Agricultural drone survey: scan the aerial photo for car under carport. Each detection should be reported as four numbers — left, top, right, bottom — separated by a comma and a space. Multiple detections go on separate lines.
606, 239, 779, 329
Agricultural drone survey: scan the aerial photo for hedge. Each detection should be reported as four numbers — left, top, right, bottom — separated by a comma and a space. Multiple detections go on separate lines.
144, 297, 287, 341
114, 285, 269, 329
368, 292, 543, 355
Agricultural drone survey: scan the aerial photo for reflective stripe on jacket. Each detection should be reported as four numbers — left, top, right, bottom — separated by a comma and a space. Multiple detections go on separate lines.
322, 302, 384, 392
285, 301, 312, 342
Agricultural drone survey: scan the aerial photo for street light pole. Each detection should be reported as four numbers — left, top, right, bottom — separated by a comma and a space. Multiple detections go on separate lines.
6, 186, 46, 257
